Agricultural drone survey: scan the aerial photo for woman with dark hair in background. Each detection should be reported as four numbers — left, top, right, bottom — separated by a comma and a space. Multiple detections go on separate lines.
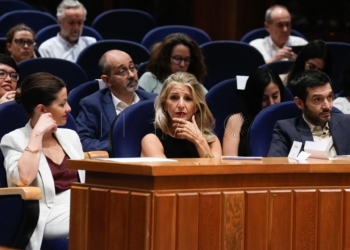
138, 33, 208, 94
223, 67, 285, 156
6, 24, 37, 63
286, 40, 332, 94
0, 54, 20, 104
0, 72, 84, 249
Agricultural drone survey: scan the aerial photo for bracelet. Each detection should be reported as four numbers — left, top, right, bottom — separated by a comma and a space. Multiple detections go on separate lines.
206, 153, 213, 158
25, 146, 39, 154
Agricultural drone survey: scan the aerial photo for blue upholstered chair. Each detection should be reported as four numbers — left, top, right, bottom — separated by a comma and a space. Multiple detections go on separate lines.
264, 60, 295, 75
76, 39, 150, 80
199, 41, 265, 90
205, 78, 241, 143
0, 0, 33, 18
240, 28, 306, 43
141, 25, 211, 50
109, 99, 155, 157
137, 61, 148, 79
0, 10, 57, 36
17, 58, 88, 92
92, 9, 156, 43
36, 24, 103, 47
326, 42, 350, 94
68, 80, 101, 119
249, 101, 342, 157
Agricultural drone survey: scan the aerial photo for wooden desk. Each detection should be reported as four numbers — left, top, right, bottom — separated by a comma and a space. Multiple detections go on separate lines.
68, 158, 350, 250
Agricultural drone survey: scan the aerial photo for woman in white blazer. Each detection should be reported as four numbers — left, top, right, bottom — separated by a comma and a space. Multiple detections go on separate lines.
0, 72, 85, 250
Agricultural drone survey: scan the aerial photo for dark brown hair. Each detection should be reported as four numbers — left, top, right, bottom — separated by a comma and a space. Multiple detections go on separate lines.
5, 24, 36, 55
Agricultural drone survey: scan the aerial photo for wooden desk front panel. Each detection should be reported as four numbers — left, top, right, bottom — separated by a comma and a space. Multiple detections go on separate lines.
69, 184, 350, 250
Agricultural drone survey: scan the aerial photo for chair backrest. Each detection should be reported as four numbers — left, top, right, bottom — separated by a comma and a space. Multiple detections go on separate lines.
92, 9, 157, 43
137, 61, 148, 79
68, 80, 100, 119
0, 0, 33, 18
249, 101, 343, 157
17, 58, 88, 93
326, 42, 350, 94
109, 99, 155, 157
76, 39, 150, 80
200, 41, 265, 90
141, 25, 212, 50
0, 10, 57, 37
205, 78, 241, 143
264, 60, 295, 75
0, 37, 6, 54
36, 24, 103, 47
240, 28, 306, 43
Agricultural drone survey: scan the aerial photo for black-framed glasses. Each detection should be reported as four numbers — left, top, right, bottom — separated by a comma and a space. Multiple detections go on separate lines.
14, 39, 36, 47
109, 64, 138, 78
171, 56, 191, 65
0, 70, 19, 82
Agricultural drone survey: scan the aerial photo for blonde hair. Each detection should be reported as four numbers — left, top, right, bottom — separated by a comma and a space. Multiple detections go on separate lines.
154, 72, 216, 143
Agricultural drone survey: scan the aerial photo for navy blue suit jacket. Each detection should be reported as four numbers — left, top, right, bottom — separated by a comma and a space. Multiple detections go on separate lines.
76, 88, 156, 152
267, 113, 350, 157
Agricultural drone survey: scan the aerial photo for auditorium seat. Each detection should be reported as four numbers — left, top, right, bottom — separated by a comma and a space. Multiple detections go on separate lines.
141, 25, 211, 50
240, 28, 306, 43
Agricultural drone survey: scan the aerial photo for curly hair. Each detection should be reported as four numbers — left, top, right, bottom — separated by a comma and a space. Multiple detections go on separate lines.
154, 72, 216, 143
147, 33, 206, 84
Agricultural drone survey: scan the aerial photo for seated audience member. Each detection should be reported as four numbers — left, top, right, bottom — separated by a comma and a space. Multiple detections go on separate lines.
0, 54, 20, 104
250, 5, 308, 63
141, 72, 221, 158
6, 24, 37, 63
138, 33, 208, 94
333, 56, 350, 114
286, 40, 332, 92
268, 70, 350, 157
76, 50, 156, 152
223, 67, 284, 156
38, 0, 96, 62
0, 72, 85, 250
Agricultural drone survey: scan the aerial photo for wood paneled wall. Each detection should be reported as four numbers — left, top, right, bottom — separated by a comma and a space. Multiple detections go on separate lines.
70, 184, 350, 250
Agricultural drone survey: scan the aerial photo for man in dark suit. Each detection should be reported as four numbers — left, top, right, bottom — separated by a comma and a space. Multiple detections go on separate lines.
76, 50, 156, 152
268, 70, 350, 157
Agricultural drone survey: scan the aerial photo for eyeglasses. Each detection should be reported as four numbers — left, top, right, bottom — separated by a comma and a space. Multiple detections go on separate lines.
305, 62, 323, 71
14, 39, 36, 47
171, 56, 191, 65
110, 64, 138, 78
0, 70, 19, 82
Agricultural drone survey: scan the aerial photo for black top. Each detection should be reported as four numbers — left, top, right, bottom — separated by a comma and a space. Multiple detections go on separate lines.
155, 128, 200, 158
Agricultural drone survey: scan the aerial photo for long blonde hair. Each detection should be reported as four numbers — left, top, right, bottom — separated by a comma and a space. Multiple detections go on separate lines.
154, 72, 216, 143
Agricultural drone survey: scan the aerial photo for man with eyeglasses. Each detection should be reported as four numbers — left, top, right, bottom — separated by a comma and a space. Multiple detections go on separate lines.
76, 50, 157, 152
250, 5, 308, 63
0, 54, 20, 105
38, 0, 96, 62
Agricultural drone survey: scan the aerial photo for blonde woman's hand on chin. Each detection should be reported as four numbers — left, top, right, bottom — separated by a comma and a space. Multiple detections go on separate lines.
173, 115, 203, 143
0, 90, 16, 104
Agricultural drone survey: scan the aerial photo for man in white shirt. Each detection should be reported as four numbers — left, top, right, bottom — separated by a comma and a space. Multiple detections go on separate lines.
76, 50, 156, 152
268, 70, 350, 157
250, 5, 308, 63
38, 0, 96, 62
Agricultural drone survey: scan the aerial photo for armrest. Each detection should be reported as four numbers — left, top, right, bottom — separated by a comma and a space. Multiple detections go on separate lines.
84, 151, 109, 159
0, 187, 42, 200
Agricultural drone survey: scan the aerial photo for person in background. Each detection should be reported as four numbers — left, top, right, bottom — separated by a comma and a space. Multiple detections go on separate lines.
76, 50, 156, 153
286, 40, 332, 94
138, 33, 208, 94
223, 67, 285, 156
6, 24, 37, 63
0, 72, 85, 250
250, 5, 308, 63
141, 72, 221, 158
38, 0, 96, 62
0, 54, 20, 104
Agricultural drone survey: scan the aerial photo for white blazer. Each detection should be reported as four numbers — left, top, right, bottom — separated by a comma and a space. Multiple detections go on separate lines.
0, 122, 85, 250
